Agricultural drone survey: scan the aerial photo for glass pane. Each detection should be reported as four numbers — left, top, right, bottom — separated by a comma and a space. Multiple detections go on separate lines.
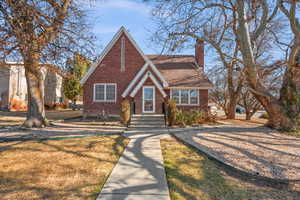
181, 90, 189, 104
106, 85, 116, 101
190, 90, 198, 104
144, 100, 153, 111
173, 96, 180, 104
144, 88, 153, 100
171, 90, 180, 104
95, 85, 105, 100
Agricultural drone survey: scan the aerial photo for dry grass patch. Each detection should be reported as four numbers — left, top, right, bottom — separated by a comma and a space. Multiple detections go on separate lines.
161, 138, 299, 200
0, 135, 129, 200
0, 110, 83, 127
45, 110, 82, 121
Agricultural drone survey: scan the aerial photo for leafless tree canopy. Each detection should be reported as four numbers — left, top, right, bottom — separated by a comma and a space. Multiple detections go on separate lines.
149, 0, 288, 120
0, 0, 95, 68
0, 0, 97, 128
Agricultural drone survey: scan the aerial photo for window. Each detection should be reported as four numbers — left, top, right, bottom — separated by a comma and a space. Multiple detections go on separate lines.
171, 89, 199, 105
171, 89, 180, 104
181, 90, 189, 104
190, 90, 199, 105
94, 84, 116, 102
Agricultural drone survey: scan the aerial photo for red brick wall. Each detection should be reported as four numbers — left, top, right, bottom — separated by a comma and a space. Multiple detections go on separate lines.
83, 31, 209, 116
83, 33, 145, 116
133, 78, 165, 114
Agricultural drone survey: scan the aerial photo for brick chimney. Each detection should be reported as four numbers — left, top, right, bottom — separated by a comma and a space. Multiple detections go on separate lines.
195, 39, 204, 68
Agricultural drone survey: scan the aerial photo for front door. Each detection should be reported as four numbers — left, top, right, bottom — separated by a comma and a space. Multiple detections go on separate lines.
143, 86, 155, 113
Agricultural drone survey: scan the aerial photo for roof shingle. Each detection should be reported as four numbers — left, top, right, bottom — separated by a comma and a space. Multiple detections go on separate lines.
146, 55, 213, 88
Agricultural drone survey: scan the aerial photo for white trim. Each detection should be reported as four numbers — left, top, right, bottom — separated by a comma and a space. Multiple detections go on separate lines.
93, 83, 117, 102
129, 71, 167, 98
142, 86, 155, 113
121, 62, 149, 97
148, 61, 169, 88
121, 61, 169, 97
170, 89, 200, 106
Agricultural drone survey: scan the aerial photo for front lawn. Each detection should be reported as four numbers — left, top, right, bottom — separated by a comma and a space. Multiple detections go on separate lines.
161, 138, 299, 200
0, 135, 129, 200
0, 110, 82, 127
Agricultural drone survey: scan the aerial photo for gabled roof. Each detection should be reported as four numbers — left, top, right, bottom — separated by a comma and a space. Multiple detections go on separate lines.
80, 26, 167, 85
146, 55, 213, 89
129, 71, 167, 98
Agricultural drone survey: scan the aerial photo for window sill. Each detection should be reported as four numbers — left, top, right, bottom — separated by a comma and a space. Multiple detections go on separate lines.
177, 104, 200, 106
93, 100, 117, 103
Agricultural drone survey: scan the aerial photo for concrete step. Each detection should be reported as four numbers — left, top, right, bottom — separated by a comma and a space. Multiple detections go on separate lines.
131, 120, 165, 125
131, 116, 165, 121
132, 114, 164, 117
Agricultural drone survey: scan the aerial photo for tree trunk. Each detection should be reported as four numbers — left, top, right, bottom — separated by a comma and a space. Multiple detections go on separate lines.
226, 98, 236, 119
236, 0, 299, 131
254, 94, 295, 130
22, 53, 49, 128
245, 112, 251, 120
245, 109, 254, 120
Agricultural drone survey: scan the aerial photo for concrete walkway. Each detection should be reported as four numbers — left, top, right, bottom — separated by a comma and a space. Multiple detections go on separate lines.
97, 132, 170, 200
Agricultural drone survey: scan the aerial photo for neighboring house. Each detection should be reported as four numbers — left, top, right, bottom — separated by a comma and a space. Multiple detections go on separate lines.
0, 62, 63, 111
81, 27, 213, 117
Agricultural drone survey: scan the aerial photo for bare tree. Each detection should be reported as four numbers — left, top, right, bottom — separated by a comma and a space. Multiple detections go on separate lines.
148, 0, 297, 131
0, 0, 95, 127
235, 0, 300, 130
238, 87, 261, 120
207, 60, 243, 119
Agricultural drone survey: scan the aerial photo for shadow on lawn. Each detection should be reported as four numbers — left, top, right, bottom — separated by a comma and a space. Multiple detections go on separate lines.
0, 135, 128, 200
0, 123, 126, 143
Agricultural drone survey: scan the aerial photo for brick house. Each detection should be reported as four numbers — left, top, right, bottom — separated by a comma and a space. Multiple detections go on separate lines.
81, 27, 213, 117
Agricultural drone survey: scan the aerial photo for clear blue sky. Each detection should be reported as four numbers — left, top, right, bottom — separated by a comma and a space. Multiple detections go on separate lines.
84, 0, 195, 55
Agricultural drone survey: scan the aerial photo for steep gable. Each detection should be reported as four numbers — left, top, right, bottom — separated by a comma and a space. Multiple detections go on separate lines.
81, 27, 148, 84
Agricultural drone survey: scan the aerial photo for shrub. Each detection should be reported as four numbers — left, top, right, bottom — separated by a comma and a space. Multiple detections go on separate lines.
259, 113, 269, 119
173, 109, 216, 127
190, 110, 205, 124
204, 112, 217, 123
167, 99, 177, 126
121, 99, 131, 125
175, 110, 186, 127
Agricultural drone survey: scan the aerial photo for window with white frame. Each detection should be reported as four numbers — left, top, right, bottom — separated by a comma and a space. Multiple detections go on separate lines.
171, 89, 199, 105
94, 83, 116, 102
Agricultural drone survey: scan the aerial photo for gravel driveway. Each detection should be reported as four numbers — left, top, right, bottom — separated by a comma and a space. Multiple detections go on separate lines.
173, 125, 300, 181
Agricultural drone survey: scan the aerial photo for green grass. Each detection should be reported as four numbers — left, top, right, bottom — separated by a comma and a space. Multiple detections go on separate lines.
161, 138, 300, 200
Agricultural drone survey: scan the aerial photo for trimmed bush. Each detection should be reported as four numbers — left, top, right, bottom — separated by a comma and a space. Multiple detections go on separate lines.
259, 113, 269, 119
121, 99, 131, 125
175, 110, 186, 127
173, 109, 216, 127
167, 99, 177, 126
